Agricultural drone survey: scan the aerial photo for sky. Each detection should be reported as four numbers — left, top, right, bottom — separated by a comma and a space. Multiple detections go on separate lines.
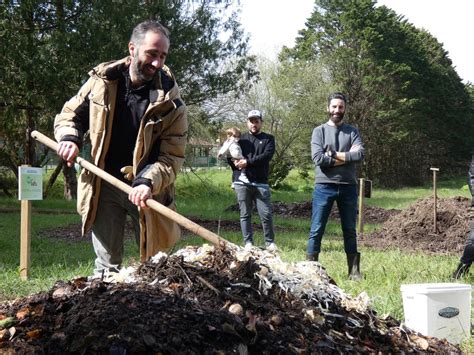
239, 0, 474, 84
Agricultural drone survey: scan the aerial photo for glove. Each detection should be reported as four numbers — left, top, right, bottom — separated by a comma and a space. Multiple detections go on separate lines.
120, 166, 134, 181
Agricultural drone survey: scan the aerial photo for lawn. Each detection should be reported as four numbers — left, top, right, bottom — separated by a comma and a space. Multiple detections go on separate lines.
0, 167, 472, 351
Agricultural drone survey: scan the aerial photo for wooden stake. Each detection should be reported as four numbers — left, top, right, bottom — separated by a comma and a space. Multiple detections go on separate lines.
357, 178, 365, 236
430, 168, 439, 233
20, 167, 32, 280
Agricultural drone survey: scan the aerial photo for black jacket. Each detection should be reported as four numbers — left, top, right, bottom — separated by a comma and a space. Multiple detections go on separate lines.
229, 131, 275, 184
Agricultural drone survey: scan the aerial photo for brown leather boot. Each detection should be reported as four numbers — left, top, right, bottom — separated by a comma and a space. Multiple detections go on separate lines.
347, 252, 362, 281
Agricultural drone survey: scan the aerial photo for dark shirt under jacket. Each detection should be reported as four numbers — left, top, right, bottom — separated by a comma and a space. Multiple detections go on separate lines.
67, 67, 175, 184
105, 70, 151, 182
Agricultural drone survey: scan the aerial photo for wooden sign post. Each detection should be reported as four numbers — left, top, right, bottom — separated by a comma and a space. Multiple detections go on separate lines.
20, 197, 32, 280
357, 178, 372, 236
430, 167, 439, 233
18, 165, 43, 280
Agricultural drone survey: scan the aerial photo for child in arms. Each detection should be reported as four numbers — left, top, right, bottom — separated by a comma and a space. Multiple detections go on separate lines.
218, 127, 249, 184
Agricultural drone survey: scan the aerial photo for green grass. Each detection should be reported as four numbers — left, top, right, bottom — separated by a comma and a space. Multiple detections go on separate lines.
0, 168, 472, 351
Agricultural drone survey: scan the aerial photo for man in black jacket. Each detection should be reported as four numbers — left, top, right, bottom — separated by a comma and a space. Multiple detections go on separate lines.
229, 110, 276, 251
452, 154, 474, 278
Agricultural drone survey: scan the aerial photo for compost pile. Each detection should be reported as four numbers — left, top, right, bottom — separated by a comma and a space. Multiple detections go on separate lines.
0, 245, 460, 354
360, 196, 471, 254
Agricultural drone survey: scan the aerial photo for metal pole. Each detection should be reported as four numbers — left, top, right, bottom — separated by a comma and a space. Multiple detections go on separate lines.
430, 168, 439, 233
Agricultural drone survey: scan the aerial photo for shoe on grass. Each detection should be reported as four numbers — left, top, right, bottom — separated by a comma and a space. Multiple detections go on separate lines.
266, 242, 278, 252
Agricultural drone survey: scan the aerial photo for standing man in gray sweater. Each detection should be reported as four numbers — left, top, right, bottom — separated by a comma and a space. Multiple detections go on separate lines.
307, 92, 365, 280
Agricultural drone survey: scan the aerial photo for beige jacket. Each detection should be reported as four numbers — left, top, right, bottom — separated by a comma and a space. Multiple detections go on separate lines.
54, 57, 188, 261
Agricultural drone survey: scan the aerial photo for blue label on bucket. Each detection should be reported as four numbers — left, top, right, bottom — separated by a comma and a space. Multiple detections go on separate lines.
438, 307, 459, 318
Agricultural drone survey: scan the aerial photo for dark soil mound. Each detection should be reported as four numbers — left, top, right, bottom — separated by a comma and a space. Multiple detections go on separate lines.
0, 246, 459, 353
227, 201, 399, 224
360, 196, 471, 255
40, 218, 294, 243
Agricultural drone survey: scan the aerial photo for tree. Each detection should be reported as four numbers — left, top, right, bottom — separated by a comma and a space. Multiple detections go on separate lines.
283, 0, 474, 186
0, 0, 256, 196
229, 57, 332, 187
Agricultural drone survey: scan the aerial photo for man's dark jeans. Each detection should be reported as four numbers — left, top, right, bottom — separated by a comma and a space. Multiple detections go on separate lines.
307, 183, 358, 255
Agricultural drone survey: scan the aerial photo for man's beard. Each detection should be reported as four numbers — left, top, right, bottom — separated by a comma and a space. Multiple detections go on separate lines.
131, 52, 155, 83
329, 112, 344, 124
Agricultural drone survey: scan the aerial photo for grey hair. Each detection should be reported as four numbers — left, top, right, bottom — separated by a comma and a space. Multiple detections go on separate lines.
130, 20, 170, 47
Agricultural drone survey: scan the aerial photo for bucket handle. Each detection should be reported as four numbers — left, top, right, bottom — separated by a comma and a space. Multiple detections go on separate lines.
438, 307, 459, 318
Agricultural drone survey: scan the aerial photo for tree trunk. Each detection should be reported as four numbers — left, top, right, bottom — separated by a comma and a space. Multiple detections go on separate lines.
63, 164, 77, 200
24, 110, 37, 167
44, 161, 64, 198
0, 181, 13, 198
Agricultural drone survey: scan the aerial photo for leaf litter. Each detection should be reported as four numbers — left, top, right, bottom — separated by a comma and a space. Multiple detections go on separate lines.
0, 244, 460, 353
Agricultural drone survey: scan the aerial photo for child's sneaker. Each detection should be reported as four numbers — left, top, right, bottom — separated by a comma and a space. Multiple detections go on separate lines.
238, 173, 250, 184
265, 242, 278, 252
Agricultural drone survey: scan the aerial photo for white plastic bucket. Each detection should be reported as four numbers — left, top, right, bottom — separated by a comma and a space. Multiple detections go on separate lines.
400, 283, 472, 344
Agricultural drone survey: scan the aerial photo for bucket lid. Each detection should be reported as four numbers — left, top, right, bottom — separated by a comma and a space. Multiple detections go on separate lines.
400, 283, 472, 294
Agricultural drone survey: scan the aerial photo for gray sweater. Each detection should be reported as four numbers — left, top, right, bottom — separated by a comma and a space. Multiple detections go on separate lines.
311, 122, 364, 185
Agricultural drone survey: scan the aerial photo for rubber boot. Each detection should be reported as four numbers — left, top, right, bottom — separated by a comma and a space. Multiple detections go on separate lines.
452, 262, 471, 279
347, 252, 362, 281
307, 253, 319, 262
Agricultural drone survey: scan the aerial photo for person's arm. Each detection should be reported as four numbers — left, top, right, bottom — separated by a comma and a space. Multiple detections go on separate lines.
247, 135, 275, 166
234, 135, 275, 170
54, 78, 93, 166
217, 138, 232, 159
228, 141, 243, 160
311, 127, 336, 167
128, 184, 153, 208
333, 128, 365, 164
134, 103, 188, 197
57, 141, 80, 167
129, 105, 188, 208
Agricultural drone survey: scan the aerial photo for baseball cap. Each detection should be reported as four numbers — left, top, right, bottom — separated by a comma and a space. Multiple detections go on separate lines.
247, 109, 262, 120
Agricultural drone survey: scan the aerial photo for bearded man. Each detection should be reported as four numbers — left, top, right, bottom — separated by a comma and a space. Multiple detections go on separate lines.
307, 92, 365, 280
54, 21, 187, 277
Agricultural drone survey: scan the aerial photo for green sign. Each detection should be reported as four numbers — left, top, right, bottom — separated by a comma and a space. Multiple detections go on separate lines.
18, 167, 43, 200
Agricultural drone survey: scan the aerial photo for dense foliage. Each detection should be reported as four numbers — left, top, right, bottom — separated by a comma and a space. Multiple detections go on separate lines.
282, 0, 474, 186
2, 0, 473, 192
0, 0, 256, 189
242, 59, 333, 187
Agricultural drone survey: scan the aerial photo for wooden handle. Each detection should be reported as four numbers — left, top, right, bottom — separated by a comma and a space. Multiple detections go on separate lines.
31, 130, 233, 249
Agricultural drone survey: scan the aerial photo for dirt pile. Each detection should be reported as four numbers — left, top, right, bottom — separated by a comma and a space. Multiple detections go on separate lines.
40, 202, 396, 242
0, 245, 460, 353
360, 196, 471, 254
227, 201, 399, 224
